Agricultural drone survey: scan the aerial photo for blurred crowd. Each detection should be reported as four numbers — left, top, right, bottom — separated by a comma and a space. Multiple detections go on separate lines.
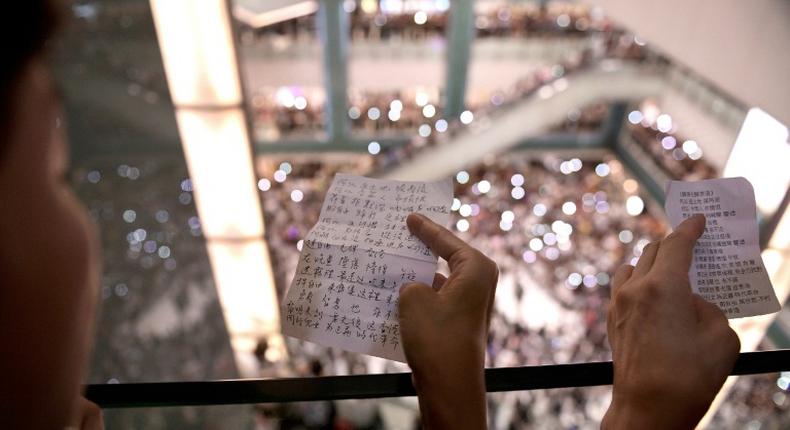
245, 0, 654, 141
70, 156, 252, 428
626, 117, 719, 181
254, 153, 667, 429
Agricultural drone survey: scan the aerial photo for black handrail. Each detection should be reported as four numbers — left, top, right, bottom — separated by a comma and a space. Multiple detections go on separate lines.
85, 349, 790, 409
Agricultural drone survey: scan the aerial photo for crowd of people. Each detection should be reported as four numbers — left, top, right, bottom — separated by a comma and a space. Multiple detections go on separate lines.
51, 1, 787, 429
626, 110, 719, 181
70, 156, 253, 428
254, 153, 667, 428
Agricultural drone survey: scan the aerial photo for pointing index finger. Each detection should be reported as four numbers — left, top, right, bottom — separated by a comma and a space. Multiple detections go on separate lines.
406, 213, 469, 268
651, 213, 706, 278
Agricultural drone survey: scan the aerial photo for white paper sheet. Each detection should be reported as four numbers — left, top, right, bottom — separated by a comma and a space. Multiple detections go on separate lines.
665, 177, 780, 318
282, 173, 453, 361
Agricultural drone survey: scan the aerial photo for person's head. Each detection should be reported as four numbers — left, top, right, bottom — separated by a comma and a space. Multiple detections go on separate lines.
0, 0, 99, 307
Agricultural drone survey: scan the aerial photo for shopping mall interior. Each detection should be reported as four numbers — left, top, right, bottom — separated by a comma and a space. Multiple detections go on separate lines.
55, 0, 789, 428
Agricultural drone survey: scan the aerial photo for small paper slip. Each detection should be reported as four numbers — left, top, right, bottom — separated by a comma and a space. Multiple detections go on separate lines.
665, 177, 780, 318
281, 173, 453, 361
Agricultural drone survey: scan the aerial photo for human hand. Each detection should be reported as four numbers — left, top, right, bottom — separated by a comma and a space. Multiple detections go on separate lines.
602, 214, 740, 430
68, 397, 104, 430
399, 213, 498, 430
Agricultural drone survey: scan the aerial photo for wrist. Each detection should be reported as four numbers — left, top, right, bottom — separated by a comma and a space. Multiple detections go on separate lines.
603, 397, 703, 430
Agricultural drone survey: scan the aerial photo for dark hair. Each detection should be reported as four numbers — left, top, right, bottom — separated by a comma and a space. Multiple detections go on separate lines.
0, 1, 63, 152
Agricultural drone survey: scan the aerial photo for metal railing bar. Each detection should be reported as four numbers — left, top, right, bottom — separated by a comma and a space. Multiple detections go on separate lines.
85, 349, 790, 409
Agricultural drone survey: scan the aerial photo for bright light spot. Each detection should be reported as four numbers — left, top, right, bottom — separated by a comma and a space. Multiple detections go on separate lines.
511, 186, 525, 199
388, 109, 401, 121
545, 247, 560, 261
273, 170, 287, 183
543, 232, 557, 246
628, 110, 643, 124
477, 180, 491, 194
415, 92, 429, 107
583, 275, 597, 288
595, 163, 610, 177
367, 107, 381, 120
689, 149, 703, 160
501, 210, 515, 223
414, 10, 428, 25
619, 230, 634, 243
296, 240, 304, 251
456, 219, 470, 232
348, 106, 361, 119
562, 201, 577, 215
290, 189, 304, 202
556, 14, 571, 28
470, 204, 480, 216
367, 141, 381, 155
559, 161, 573, 175
570, 158, 582, 171
623, 179, 639, 193
499, 220, 513, 231
459, 204, 472, 217
595, 201, 610, 213
155, 210, 169, 223
529, 238, 544, 252
568, 273, 582, 287
634, 35, 646, 46
533, 203, 547, 217
451, 198, 461, 211
460, 110, 474, 124
390, 99, 403, 111
538, 85, 554, 99
293, 96, 307, 110
661, 136, 677, 150
123, 210, 136, 223
626, 196, 644, 216
656, 114, 672, 132
279, 162, 293, 174
422, 104, 436, 118
418, 124, 432, 137
778, 376, 790, 390
456, 171, 470, 184
257, 178, 271, 191
511, 174, 525, 187
435, 119, 448, 132
342, 0, 356, 13
158, 246, 171, 259
87, 170, 101, 183
276, 87, 294, 107
522, 250, 537, 263
682, 140, 699, 155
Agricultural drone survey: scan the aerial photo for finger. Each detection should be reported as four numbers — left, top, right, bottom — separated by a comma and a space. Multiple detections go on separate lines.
398, 281, 436, 316
432, 273, 448, 291
692, 294, 728, 326
78, 399, 104, 430
651, 214, 705, 279
407, 213, 471, 270
485, 265, 499, 332
611, 264, 634, 297
632, 241, 660, 278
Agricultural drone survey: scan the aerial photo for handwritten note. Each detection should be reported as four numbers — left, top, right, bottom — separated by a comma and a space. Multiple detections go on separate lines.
665, 177, 780, 318
282, 174, 453, 361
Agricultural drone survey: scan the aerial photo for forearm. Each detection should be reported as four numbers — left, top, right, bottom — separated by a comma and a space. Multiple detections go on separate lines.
413, 361, 487, 429
602, 398, 704, 430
